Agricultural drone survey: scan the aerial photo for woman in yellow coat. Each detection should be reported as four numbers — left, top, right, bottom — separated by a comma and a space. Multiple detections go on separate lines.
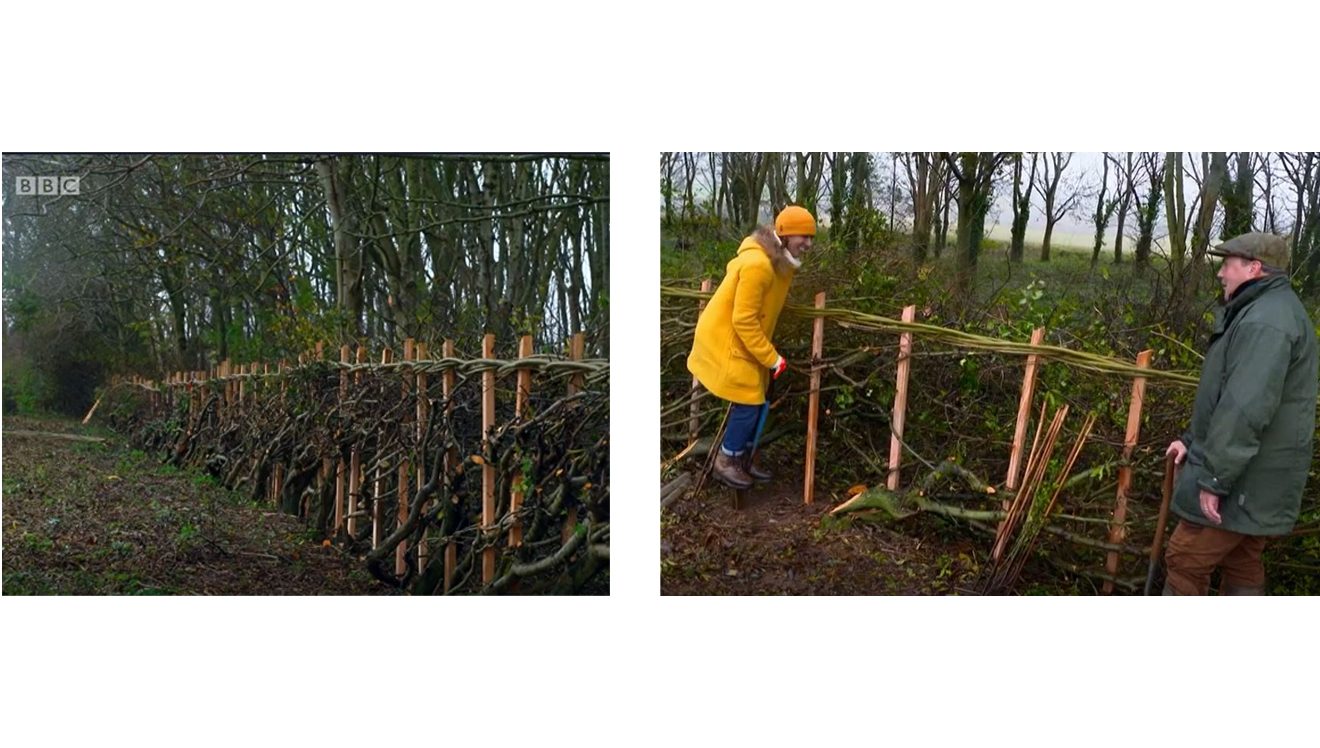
688, 205, 815, 489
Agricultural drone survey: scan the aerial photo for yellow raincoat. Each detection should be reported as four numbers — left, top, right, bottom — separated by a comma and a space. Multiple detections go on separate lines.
687, 227, 797, 405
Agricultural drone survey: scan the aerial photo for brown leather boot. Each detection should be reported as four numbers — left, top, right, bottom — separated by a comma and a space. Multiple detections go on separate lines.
743, 453, 772, 483
1220, 583, 1264, 595
713, 451, 753, 490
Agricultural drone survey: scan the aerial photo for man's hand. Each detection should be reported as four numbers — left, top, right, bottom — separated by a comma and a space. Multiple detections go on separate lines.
770, 356, 787, 380
1199, 489, 1222, 525
1166, 439, 1188, 465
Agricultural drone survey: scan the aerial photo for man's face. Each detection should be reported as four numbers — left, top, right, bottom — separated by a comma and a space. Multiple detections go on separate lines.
783, 235, 813, 259
1217, 255, 1262, 300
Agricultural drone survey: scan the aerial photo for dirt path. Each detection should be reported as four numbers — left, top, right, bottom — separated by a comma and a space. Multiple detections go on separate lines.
3, 415, 393, 595
661, 445, 992, 595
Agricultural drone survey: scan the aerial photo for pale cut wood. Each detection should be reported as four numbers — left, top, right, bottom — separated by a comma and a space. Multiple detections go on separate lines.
568, 332, 586, 396
4, 430, 108, 443
803, 292, 827, 504
1104, 349, 1153, 595
81, 396, 103, 425
1006, 327, 1046, 490
887, 305, 917, 491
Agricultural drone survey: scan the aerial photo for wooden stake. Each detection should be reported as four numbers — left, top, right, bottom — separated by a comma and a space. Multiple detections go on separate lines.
81, 396, 103, 425
443, 339, 457, 593
1104, 349, 1153, 595
1007, 327, 1046, 491
397, 338, 414, 577
564, 332, 584, 540
482, 334, 497, 585
334, 345, 350, 536
273, 463, 284, 509
319, 456, 331, 524
689, 279, 711, 443
416, 342, 430, 573
887, 304, 917, 491
567, 331, 586, 396
803, 292, 827, 504
347, 346, 366, 538
373, 349, 395, 552
511, 335, 533, 548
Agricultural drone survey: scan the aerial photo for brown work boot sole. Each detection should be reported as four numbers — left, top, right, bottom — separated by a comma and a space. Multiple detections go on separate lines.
713, 471, 753, 490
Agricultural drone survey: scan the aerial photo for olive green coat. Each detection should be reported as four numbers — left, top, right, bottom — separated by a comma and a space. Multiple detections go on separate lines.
1172, 274, 1319, 535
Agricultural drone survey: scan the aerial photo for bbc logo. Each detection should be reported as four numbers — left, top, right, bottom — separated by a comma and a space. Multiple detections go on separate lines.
15, 176, 81, 196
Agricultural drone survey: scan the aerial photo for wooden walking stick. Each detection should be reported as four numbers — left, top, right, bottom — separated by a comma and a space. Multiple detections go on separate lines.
690, 404, 733, 499
1144, 453, 1178, 596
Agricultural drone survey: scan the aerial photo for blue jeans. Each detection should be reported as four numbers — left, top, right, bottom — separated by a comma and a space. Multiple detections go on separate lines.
720, 403, 764, 456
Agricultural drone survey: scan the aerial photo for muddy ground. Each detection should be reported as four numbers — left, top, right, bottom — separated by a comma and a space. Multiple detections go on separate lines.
660, 442, 1084, 596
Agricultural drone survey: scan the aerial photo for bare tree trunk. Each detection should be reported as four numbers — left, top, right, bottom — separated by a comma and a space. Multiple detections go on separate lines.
1220, 151, 1255, 238
1090, 153, 1119, 268
315, 157, 363, 340
829, 152, 848, 243
1112, 152, 1135, 264
1180, 152, 1228, 309
661, 152, 675, 228
902, 153, 941, 263
1009, 153, 1036, 263
1036, 152, 1078, 262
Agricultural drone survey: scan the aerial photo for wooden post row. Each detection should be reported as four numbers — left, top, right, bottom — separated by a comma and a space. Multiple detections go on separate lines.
803, 293, 827, 504
1104, 349, 1153, 595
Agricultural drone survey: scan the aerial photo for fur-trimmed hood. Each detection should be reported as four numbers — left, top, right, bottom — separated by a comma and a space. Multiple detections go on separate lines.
743, 225, 799, 276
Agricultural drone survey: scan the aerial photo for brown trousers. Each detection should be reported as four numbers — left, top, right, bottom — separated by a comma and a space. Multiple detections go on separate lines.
1163, 520, 1270, 595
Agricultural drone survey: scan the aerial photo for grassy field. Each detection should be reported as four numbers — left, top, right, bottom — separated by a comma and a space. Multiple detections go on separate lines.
3, 414, 391, 595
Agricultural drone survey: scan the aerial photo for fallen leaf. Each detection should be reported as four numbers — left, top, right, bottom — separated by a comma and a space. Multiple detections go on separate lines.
846, 484, 867, 497
321, 540, 332, 548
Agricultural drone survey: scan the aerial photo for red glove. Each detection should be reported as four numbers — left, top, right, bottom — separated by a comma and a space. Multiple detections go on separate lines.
770, 356, 787, 380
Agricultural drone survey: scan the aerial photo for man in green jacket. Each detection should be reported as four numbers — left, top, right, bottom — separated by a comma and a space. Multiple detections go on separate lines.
1163, 232, 1318, 595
